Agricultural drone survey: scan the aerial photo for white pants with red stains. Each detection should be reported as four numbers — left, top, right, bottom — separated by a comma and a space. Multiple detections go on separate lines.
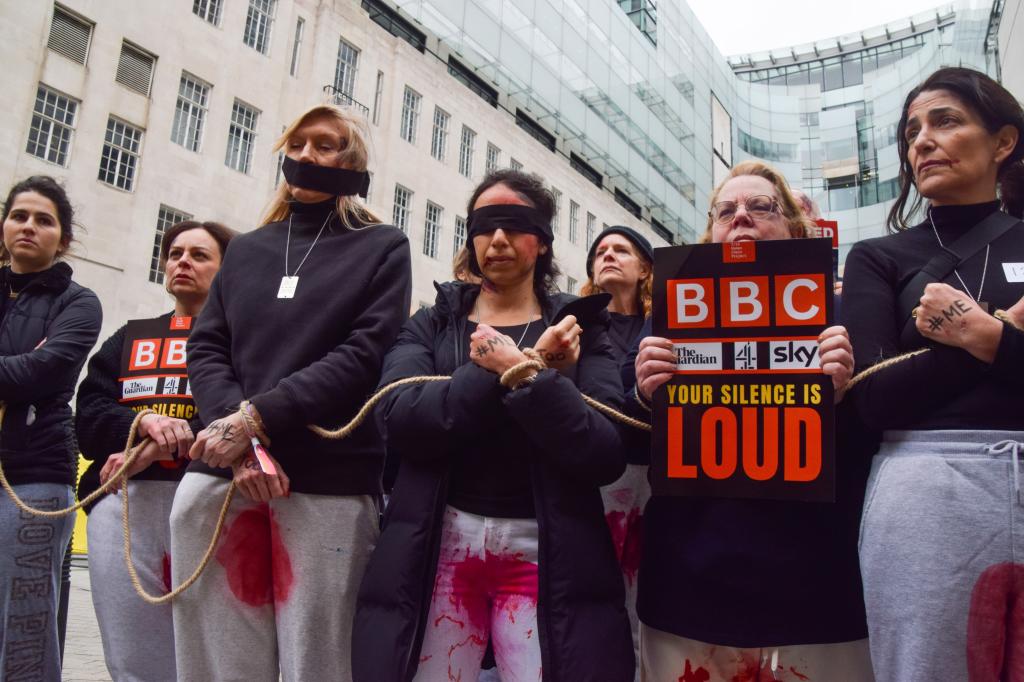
860, 430, 1024, 682
88, 480, 178, 682
168, 473, 379, 682
413, 505, 543, 682
601, 463, 650, 679
639, 624, 873, 682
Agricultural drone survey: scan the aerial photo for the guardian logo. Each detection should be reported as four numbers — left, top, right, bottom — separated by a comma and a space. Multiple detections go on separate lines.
673, 342, 723, 371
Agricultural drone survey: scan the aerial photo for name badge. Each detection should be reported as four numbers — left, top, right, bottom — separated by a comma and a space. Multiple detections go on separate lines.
1003, 263, 1024, 283
277, 276, 299, 299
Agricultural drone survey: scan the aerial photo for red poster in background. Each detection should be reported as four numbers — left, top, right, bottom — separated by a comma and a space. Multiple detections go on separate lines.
810, 219, 840, 283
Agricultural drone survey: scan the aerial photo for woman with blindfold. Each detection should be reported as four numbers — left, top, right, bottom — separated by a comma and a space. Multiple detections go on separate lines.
171, 104, 411, 681
353, 170, 634, 681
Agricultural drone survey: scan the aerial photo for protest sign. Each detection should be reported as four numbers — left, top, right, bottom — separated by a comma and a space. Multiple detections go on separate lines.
651, 238, 835, 502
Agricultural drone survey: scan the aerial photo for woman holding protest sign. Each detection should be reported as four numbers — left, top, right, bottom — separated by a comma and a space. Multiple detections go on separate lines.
843, 67, 1024, 681
630, 160, 868, 680
74, 219, 234, 682
581, 225, 653, 666
171, 103, 411, 682
0, 175, 101, 682
353, 169, 634, 682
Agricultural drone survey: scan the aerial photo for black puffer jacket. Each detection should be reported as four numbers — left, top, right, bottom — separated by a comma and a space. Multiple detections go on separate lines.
0, 263, 101, 486
353, 281, 635, 682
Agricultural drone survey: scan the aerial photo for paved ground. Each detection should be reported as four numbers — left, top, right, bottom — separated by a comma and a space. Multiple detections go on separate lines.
62, 556, 111, 682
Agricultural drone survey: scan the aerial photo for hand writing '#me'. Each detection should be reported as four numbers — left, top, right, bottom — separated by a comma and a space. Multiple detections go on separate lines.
206, 420, 236, 443
928, 316, 945, 333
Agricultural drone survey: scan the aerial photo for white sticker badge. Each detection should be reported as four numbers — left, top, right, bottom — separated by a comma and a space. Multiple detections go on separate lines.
1003, 263, 1024, 283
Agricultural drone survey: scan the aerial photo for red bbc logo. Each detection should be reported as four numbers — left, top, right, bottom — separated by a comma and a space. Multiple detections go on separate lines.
129, 338, 188, 370
667, 275, 827, 329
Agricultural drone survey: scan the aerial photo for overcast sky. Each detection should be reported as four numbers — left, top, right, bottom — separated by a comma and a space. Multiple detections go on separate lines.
686, 0, 951, 56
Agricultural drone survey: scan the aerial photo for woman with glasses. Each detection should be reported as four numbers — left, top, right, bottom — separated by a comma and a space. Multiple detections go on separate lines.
843, 67, 1024, 681
629, 161, 870, 680
353, 169, 634, 682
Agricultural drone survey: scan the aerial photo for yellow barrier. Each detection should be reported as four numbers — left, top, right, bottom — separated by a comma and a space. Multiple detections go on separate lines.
72, 455, 89, 554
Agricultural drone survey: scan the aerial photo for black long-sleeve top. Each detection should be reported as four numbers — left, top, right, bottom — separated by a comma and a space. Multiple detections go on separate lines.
842, 201, 1024, 432
75, 314, 200, 512
186, 201, 412, 495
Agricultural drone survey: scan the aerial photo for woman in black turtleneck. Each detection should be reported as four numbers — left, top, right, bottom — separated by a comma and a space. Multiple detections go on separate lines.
580, 225, 653, 670
171, 104, 411, 682
843, 67, 1024, 682
0, 176, 101, 682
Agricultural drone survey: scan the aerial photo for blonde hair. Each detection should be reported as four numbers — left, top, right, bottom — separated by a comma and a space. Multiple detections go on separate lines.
699, 160, 813, 243
580, 244, 654, 318
452, 246, 481, 284
260, 104, 382, 230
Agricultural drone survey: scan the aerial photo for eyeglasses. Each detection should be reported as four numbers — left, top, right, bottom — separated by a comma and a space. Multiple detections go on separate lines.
709, 195, 779, 223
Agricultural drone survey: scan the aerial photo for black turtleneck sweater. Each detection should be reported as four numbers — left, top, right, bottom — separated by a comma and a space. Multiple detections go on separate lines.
842, 201, 1024, 431
186, 200, 411, 495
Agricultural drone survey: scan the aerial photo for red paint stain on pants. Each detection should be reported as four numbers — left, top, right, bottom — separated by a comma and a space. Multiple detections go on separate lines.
967, 562, 1024, 681
162, 553, 172, 594
215, 506, 294, 606
605, 508, 643, 585
680, 659, 711, 682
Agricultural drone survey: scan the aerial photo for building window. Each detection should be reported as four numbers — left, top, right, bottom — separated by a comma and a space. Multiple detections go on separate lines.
115, 42, 156, 97
448, 57, 498, 107
243, 0, 276, 55
430, 107, 450, 162
192, 0, 222, 25
485, 143, 500, 175
399, 86, 421, 144
459, 126, 475, 178
150, 205, 193, 283
372, 70, 384, 125
618, 0, 657, 46
48, 5, 93, 65
171, 73, 210, 152
515, 109, 555, 151
225, 100, 259, 174
393, 184, 412, 233
289, 18, 304, 76
98, 117, 143, 191
567, 276, 578, 295
424, 202, 442, 259
26, 85, 78, 167
453, 215, 467, 257
510, 158, 522, 171
551, 188, 562, 233
568, 200, 580, 244
586, 212, 596, 247
360, 0, 426, 52
335, 38, 359, 98
570, 153, 602, 188
614, 189, 642, 219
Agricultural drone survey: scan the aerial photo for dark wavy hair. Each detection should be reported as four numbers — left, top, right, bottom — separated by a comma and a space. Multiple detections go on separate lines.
159, 220, 237, 269
889, 67, 1024, 230
465, 169, 561, 299
1, 176, 75, 263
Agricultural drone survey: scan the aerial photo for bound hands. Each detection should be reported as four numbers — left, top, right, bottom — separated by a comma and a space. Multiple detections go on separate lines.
99, 439, 165, 487
138, 414, 194, 461
232, 451, 290, 502
533, 315, 582, 373
916, 282, 1003, 363
189, 412, 249, 468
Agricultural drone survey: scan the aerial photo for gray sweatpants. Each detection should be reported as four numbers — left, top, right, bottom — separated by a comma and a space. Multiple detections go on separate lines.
0, 482, 75, 682
87, 480, 178, 682
860, 430, 1024, 682
169, 472, 379, 682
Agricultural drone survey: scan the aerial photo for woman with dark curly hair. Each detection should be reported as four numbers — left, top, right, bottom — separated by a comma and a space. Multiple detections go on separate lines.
353, 169, 634, 682
0, 176, 101, 682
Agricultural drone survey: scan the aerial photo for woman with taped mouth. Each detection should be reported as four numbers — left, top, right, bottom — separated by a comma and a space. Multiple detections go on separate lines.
628, 161, 868, 681
172, 103, 411, 682
75, 219, 234, 682
843, 67, 1024, 681
353, 169, 634, 682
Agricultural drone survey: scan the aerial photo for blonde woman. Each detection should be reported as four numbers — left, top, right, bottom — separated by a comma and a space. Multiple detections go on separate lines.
170, 104, 411, 681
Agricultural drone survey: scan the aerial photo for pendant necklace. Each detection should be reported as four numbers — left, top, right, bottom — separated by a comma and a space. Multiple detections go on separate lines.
474, 301, 535, 348
278, 210, 333, 299
929, 208, 990, 310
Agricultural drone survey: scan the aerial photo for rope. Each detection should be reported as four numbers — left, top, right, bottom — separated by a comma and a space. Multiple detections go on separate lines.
0, 406, 157, 517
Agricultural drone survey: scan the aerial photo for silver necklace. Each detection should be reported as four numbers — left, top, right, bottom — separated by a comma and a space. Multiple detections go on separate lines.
474, 303, 535, 348
929, 209, 990, 304
278, 210, 333, 299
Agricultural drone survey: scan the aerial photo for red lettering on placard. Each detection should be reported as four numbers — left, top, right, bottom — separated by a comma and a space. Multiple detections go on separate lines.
161, 338, 187, 368
775, 274, 827, 326
721, 277, 770, 328
667, 279, 715, 329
